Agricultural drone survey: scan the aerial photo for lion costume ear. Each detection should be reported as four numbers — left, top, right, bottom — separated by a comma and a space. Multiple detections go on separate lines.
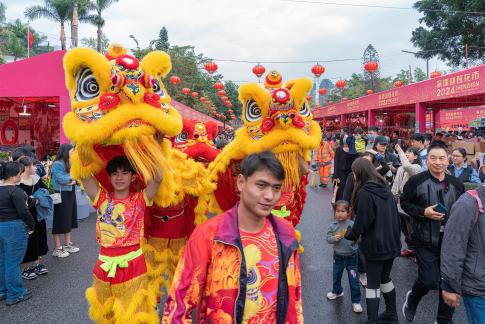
285, 78, 312, 110
63, 48, 112, 108
140, 51, 172, 78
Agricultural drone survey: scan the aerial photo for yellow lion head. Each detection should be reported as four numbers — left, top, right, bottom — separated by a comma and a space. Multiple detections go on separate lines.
206, 77, 321, 225
62, 45, 182, 182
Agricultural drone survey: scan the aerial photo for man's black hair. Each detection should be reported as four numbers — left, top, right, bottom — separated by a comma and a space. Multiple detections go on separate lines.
411, 133, 425, 143
354, 127, 364, 135
106, 156, 136, 175
240, 151, 285, 181
428, 142, 448, 154
423, 133, 433, 141
368, 126, 379, 132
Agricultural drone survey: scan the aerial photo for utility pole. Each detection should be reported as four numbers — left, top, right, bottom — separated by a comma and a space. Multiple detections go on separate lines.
402, 50, 430, 78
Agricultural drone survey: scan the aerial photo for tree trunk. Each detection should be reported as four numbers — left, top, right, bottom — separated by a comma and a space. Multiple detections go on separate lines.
97, 24, 102, 52
60, 22, 66, 50
71, 0, 79, 47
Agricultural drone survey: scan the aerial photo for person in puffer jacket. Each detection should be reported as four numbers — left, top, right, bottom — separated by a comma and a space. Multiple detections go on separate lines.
162, 151, 303, 324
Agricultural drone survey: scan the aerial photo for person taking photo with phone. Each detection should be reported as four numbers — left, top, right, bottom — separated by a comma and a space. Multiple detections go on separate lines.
400, 142, 465, 324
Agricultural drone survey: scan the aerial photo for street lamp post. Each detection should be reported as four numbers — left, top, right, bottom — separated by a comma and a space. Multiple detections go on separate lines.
402, 50, 429, 78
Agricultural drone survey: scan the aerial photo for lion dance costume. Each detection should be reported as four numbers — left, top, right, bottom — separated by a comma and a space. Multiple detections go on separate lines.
201, 73, 321, 249
62, 45, 213, 323
172, 119, 220, 165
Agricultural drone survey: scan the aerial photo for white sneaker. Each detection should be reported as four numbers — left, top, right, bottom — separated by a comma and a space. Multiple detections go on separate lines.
359, 273, 367, 287
63, 243, 80, 253
52, 248, 70, 258
352, 303, 363, 313
326, 292, 344, 300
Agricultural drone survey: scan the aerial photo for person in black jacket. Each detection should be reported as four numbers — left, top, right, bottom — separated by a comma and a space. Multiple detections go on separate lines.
0, 161, 34, 306
345, 158, 401, 324
400, 143, 465, 324
333, 137, 359, 201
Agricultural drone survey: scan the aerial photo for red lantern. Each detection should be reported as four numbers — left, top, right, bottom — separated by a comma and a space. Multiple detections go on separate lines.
335, 80, 346, 89
232, 115, 236, 120
191, 92, 199, 98
182, 87, 190, 95
217, 90, 226, 96
394, 81, 404, 87
226, 102, 233, 108
252, 64, 266, 78
318, 88, 327, 96
364, 61, 379, 73
213, 82, 224, 90
228, 109, 233, 114
204, 62, 218, 74
366, 89, 374, 95
221, 96, 228, 101
306, 95, 312, 101
430, 71, 442, 79
311, 64, 325, 78
200, 97, 206, 102
169, 75, 180, 84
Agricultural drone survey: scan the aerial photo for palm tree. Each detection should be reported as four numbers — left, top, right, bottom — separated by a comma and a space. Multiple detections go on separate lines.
25, 0, 71, 50
84, 0, 118, 52
70, 0, 91, 48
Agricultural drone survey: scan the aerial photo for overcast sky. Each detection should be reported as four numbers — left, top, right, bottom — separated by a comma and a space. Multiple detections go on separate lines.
5, 0, 453, 84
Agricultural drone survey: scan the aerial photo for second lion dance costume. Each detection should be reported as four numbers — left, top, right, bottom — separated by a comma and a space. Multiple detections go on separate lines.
62, 45, 213, 323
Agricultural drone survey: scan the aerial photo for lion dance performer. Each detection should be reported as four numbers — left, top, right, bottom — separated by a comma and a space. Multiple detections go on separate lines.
62, 45, 213, 323
200, 73, 321, 249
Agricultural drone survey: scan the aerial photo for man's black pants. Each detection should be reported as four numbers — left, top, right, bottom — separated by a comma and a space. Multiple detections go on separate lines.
408, 246, 454, 323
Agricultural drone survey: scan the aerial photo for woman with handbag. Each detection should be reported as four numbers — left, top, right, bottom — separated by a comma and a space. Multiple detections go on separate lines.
51, 144, 79, 258
17, 156, 49, 279
0, 161, 35, 305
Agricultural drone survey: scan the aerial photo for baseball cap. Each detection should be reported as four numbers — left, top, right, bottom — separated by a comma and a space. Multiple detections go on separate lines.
375, 135, 389, 145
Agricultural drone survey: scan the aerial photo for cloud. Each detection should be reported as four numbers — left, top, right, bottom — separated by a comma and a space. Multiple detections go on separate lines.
5, 0, 449, 84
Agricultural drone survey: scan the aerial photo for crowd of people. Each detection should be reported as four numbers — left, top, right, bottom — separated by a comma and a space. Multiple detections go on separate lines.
318, 126, 485, 324
1, 124, 485, 323
0, 144, 79, 305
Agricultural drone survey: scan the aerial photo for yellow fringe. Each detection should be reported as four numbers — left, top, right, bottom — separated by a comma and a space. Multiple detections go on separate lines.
86, 274, 158, 324
141, 237, 187, 298
274, 151, 300, 191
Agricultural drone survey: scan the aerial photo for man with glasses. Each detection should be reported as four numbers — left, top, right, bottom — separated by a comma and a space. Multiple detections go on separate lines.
400, 143, 465, 324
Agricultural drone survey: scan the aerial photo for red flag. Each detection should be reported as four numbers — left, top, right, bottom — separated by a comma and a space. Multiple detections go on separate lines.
28, 30, 34, 48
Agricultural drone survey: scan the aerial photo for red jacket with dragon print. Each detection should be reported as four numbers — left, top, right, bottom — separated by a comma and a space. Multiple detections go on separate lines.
162, 203, 303, 324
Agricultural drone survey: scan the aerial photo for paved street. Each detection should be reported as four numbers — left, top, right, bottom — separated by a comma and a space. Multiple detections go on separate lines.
0, 186, 467, 323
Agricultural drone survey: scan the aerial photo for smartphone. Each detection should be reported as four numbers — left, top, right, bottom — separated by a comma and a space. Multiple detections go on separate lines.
434, 203, 448, 215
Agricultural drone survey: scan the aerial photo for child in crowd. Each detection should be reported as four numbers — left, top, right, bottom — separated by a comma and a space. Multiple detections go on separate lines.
80, 156, 161, 323
326, 200, 362, 313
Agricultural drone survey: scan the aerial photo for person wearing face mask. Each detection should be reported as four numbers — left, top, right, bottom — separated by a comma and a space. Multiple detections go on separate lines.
0, 161, 35, 305
366, 126, 379, 150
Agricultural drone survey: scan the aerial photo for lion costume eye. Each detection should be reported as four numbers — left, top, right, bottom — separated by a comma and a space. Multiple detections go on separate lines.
245, 99, 262, 122
75, 68, 100, 102
299, 101, 310, 117
175, 131, 188, 143
152, 79, 166, 98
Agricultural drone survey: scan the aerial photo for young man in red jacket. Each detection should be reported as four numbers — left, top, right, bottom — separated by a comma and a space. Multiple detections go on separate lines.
162, 151, 303, 323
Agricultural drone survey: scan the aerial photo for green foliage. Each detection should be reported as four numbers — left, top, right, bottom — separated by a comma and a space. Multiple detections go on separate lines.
394, 69, 411, 85
0, 18, 49, 61
0, 1, 5, 23
150, 27, 170, 52
411, 0, 485, 67
80, 34, 109, 52
414, 67, 427, 81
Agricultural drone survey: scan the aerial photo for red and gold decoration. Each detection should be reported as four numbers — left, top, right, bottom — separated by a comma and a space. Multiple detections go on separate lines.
213, 82, 224, 90
430, 70, 442, 79
394, 80, 404, 87
203, 61, 218, 75
181, 87, 190, 95
318, 88, 327, 96
366, 89, 374, 95
311, 63, 325, 78
264, 70, 283, 89
335, 80, 346, 89
169, 75, 180, 85
364, 61, 379, 73
252, 64, 266, 83
191, 91, 199, 98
